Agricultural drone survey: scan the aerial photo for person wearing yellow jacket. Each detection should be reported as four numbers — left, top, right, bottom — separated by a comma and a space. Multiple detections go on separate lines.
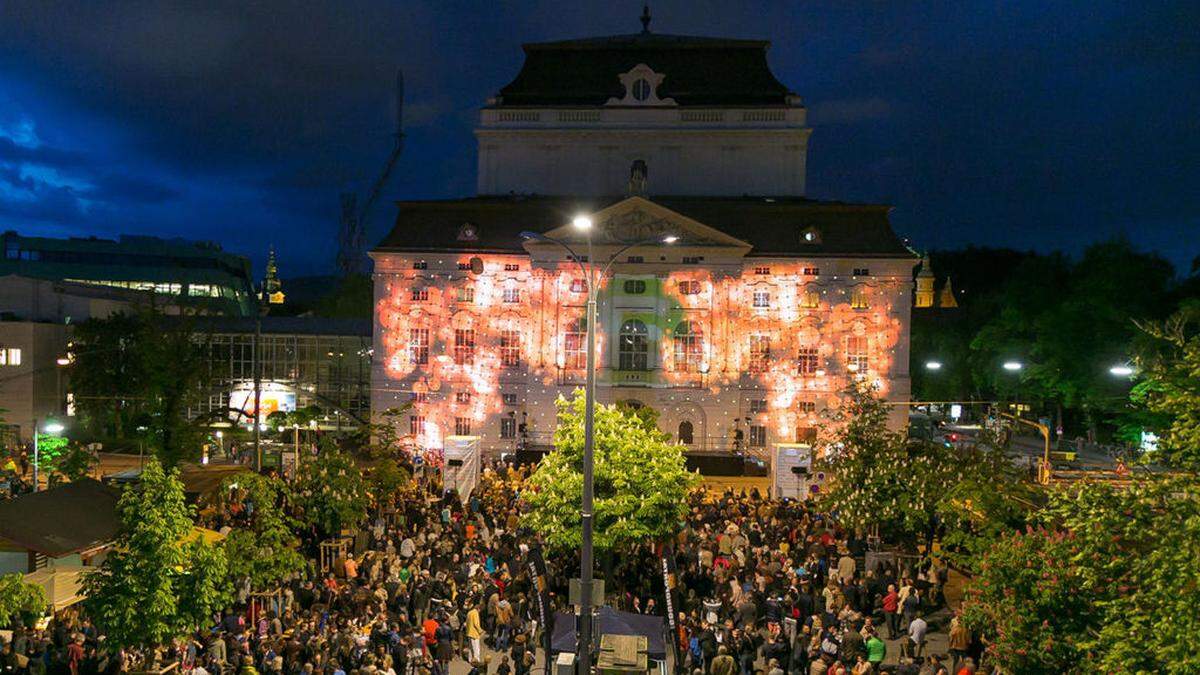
465, 604, 483, 664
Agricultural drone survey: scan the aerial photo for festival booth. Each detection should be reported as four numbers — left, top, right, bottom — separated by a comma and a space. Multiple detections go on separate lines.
550, 607, 667, 675
24, 565, 86, 612
442, 435, 481, 503
771, 443, 820, 500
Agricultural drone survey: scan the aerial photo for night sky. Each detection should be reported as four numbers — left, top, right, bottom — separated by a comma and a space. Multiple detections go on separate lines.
1, 1, 1196, 277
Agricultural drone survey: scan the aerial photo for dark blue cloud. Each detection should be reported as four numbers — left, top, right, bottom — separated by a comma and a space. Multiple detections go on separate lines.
0, 0, 1195, 275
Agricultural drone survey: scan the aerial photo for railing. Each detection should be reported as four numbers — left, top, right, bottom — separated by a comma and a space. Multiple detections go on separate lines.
680, 110, 724, 122
497, 111, 540, 122
558, 111, 601, 122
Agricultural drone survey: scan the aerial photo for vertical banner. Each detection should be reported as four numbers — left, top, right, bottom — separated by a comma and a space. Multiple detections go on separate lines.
528, 546, 555, 675
661, 547, 681, 672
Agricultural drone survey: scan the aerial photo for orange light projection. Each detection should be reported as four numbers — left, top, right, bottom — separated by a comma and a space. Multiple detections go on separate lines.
378, 255, 904, 446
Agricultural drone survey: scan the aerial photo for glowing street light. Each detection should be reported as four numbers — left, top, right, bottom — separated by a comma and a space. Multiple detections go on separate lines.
925, 360, 943, 371
32, 418, 65, 491
573, 215, 593, 230
1002, 361, 1023, 371
1109, 364, 1134, 377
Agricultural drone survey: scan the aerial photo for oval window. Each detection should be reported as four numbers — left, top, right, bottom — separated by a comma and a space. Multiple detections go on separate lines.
632, 78, 652, 101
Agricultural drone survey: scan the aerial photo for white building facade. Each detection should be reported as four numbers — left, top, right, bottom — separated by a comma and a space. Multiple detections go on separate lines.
372, 26, 914, 460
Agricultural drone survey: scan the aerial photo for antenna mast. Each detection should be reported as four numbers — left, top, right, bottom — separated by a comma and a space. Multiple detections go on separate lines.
337, 69, 405, 277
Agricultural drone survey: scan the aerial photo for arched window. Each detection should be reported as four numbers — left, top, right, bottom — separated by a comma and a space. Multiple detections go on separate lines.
563, 317, 587, 369
678, 420, 694, 445
850, 285, 870, 310
619, 319, 649, 371
672, 320, 704, 372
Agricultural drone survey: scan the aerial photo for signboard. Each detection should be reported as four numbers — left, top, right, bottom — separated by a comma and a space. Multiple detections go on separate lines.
229, 381, 296, 423
773, 443, 813, 500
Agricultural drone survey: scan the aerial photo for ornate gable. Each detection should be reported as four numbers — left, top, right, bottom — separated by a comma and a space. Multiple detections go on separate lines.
539, 197, 751, 251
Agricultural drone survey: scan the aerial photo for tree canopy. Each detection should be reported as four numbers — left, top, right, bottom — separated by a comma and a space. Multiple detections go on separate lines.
523, 392, 698, 553
294, 441, 369, 538
83, 458, 230, 653
1130, 299, 1200, 469
0, 573, 47, 629
220, 472, 306, 592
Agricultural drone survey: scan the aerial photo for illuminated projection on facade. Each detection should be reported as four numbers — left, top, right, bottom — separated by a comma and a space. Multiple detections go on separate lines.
371, 23, 916, 456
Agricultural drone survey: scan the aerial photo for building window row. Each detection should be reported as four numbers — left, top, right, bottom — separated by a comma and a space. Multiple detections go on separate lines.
0, 348, 21, 366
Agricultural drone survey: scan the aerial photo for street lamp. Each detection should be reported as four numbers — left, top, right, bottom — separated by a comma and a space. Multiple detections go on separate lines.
1002, 361, 1023, 371
924, 360, 943, 371
1108, 364, 1134, 377
32, 418, 65, 491
520, 221, 676, 674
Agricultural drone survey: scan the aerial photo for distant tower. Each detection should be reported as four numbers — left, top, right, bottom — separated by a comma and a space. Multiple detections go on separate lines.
264, 247, 285, 305
915, 254, 935, 308
938, 276, 959, 308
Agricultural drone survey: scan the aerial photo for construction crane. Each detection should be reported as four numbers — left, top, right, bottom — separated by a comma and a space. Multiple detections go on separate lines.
337, 69, 405, 277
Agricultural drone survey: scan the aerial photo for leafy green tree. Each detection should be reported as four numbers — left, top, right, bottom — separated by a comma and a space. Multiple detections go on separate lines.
357, 405, 414, 460
368, 459, 411, 513
294, 441, 369, 538
962, 477, 1200, 674
69, 311, 220, 466
524, 392, 698, 554
1130, 299, 1200, 469
815, 382, 963, 548
0, 573, 47, 628
83, 458, 231, 654
220, 472, 305, 591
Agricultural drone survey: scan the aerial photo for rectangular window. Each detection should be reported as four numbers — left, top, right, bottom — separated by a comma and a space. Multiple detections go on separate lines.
455, 392, 471, 404
457, 286, 475, 303
627, 256, 643, 263
454, 329, 475, 365
748, 335, 770, 373
754, 266, 771, 275
678, 280, 702, 295
749, 399, 768, 414
846, 336, 870, 373
409, 415, 425, 436
454, 417, 471, 436
797, 347, 820, 375
797, 401, 816, 413
410, 288, 428, 302
500, 417, 517, 439
0, 348, 21, 366
457, 262, 472, 270
502, 393, 519, 406
502, 288, 520, 303
753, 291, 770, 308
503, 263, 520, 271
682, 256, 702, 265
853, 268, 870, 276
410, 392, 428, 403
623, 280, 647, 294
851, 286, 870, 310
796, 426, 818, 444
412, 261, 427, 270
749, 425, 767, 447
564, 322, 586, 369
800, 288, 820, 309
407, 329, 429, 365
500, 329, 521, 367
803, 267, 819, 276
569, 278, 587, 293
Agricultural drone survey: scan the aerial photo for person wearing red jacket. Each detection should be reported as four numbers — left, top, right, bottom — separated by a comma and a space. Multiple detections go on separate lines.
882, 584, 900, 639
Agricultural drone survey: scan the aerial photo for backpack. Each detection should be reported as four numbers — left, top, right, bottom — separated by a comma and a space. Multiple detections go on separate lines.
689, 637, 702, 660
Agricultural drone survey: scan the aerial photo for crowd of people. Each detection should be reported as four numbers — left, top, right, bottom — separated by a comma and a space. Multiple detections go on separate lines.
1, 459, 987, 675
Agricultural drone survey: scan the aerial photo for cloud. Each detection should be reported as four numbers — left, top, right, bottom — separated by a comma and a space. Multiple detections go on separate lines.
808, 98, 892, 125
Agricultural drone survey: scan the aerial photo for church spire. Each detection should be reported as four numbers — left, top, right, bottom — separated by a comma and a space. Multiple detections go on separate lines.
640, 4, 652, 33
263, 246, 285, 305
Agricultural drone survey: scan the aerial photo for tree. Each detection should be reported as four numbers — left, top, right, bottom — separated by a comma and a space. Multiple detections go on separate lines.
357, 405, 414, 460
294, 441, 369, 538
69, 310, 220, 466
523, 392, 698, 554
815, 382, 963, 547
1130, 299, 1200, 469
368, 459, 411, 514
83, 458, 231, 655
961, 477, 1200, 673
0, 573, 46, 628
219, 472, 305, 592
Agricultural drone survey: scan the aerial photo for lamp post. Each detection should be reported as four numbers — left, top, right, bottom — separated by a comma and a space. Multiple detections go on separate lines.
32, 418, 65, 491
520, 221, 676, 674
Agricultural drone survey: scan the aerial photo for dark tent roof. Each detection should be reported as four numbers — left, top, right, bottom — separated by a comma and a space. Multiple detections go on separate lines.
373, 196, 913, 259
551, 607, 666, 659
0, 479, 120, 557
496, 32, 793, 107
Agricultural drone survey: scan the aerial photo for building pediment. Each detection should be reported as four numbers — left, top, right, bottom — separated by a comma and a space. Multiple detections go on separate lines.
538, 196, 752, 252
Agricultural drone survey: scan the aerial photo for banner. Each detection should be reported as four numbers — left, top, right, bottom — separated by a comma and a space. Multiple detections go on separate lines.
661, 547, 681, 670
527, 546, 555, 675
